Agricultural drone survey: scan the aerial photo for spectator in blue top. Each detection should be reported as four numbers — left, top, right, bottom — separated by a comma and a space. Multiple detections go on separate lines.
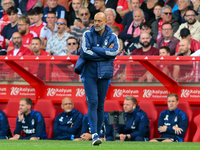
151, 93, 188, 142
43, 0, 67, 23
172, 0, 190, 24
118, 95, 150, 141
9, 97, 47, 140
1, 6, 18, 46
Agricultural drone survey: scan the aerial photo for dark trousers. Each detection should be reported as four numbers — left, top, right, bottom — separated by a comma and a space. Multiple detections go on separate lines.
82, 77, 109, 134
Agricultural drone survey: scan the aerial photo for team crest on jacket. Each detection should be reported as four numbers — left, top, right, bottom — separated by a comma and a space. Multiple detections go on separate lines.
103, 40, 108, 48
164, 115, 169, 120
59, 116, 64, 122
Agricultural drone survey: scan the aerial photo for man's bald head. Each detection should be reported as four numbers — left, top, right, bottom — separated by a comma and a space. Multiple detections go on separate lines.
12, 32, 21, 38
94, 12, 107, 21
61, 97, 74, 113
57, 18, 67, 25
178, 38, 191, 56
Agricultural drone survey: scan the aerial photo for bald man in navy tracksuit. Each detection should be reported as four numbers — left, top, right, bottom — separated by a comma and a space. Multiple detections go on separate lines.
75, 12, 119, 145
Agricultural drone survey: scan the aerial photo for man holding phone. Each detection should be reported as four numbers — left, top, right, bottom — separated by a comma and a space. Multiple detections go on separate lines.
71, 7, 92, 40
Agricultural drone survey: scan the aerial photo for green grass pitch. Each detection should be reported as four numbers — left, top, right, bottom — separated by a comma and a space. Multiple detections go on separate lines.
1, 140, 200, 150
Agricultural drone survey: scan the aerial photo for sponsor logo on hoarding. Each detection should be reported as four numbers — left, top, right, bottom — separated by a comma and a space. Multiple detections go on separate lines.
143, 89, 168, 98
47, 88, 72, 97
10, 87, 35, 96
181, 89, 200, 98
113, 89, 139, 97
76, 88, 85, 97
0, 87, 6, 95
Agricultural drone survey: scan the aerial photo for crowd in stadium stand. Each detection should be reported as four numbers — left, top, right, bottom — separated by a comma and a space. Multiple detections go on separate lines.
0, 0, 199, 82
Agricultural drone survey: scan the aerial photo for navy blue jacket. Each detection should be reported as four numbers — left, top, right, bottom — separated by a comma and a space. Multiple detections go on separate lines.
119, 22, 142, 43
158, 108, 188, 142
53, 109, 83, 140
172, 9, 187, 24
0, 110, 11, 139
121, 11, 149, 28
81, 113, 113, 141
43, 5, 67, 22
118, 105, 150, 140
14, 110, 47, 139
76, 25, 119, 79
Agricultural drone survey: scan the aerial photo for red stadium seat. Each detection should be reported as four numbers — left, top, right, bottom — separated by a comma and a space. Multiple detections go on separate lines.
192, 114, 200, 142
178, 101, 193, 142
3, 99, 20, 136
73, 100, 88, 115
34, 99, 56, 139
104, 100, 123, 112
138, 101, 158, 140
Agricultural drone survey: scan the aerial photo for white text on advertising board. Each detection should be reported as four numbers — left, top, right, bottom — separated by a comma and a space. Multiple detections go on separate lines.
47, 88, 72, 97
143, 89, 168, 98
10, 87, 35, 96
181, 89, 200, 98
113, 89, 139, 97
76, 88, 85, 97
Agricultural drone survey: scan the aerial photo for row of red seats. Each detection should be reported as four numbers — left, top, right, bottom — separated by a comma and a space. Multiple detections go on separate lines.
2, 99, 200, 142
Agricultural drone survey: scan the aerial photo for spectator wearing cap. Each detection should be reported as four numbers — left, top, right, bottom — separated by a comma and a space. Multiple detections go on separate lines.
174, 9, 200, 42
175, 28, 200, 55
156, 23, 179, 55
151, 5, 179, 41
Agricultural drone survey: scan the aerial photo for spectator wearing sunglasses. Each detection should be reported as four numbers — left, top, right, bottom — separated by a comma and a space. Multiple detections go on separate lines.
71, 7, 92, 41
151, 5, 179, 41
46, 18, 72, 55
66, 37, 80, 55
174, 9, 200, 42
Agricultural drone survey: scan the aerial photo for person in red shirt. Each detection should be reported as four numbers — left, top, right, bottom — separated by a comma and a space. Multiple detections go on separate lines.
7, 15, 37, 52
29, 37, 49, 56
116, 0, 131, 17
25, 37, 49, 79
175, 28, 200, 55
105, 8, 124, 33
29, 7, 46, 38
29, 7, 48, 49
7, 32, 31, 56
